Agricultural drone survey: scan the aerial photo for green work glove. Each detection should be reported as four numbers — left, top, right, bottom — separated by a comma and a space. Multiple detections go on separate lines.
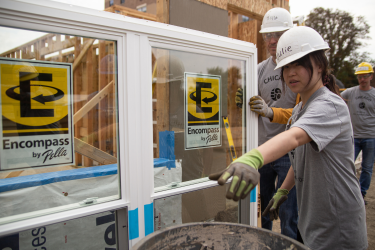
235, 88, 243, 108
262, 188, 289, 221
209, 149, 263, 201
249, 95, 273, 119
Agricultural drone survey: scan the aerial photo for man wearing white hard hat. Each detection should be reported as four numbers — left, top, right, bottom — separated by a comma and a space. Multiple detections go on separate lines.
341, 62, 375, 205
211, 26, 367, 249
237, 8, 299, 240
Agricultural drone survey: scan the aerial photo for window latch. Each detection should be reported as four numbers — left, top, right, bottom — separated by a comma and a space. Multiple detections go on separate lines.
169, 182, 180, 188
79, 197, 98, 206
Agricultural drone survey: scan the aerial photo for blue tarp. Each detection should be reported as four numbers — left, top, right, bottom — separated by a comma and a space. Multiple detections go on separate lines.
0, 164, 118, 193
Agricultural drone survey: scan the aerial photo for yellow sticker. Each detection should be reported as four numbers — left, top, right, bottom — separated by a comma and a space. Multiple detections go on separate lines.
1, 63, 69, 130
0, 59, 74, 171
186, 76, 219, 124
184, 72, 221, 150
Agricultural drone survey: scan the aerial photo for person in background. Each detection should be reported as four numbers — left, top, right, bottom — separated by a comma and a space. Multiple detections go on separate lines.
235, 7, 299, 240
211, 26, 367, 250
341, 62, 375, 205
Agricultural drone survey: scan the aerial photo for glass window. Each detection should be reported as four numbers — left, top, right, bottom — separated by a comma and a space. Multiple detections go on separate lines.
154, 184, 238, 231
109, 0, 114, 7
137, 4, 147, 13
242, 16, 250, 23
152, 48, 246, 190
0, 27, 119, 224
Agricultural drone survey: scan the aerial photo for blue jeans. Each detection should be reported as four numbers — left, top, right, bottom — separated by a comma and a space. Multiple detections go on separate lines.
259, 154, 298, 240
354, 138, 375, 196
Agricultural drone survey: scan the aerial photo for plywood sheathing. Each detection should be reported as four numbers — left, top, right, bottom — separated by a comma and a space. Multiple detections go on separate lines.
238, 20, 267, 63
195, 0, 288, 63
197, 0, 276, 16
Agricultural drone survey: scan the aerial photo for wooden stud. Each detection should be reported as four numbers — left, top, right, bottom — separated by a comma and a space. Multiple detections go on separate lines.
98, 41, 108, 153
74, 138, 117, 165
93, 47, 100, 150
74, 81, 114, 124
83, 38, 94, 167
73, 39, 95, 72
4, 171, 24, 178
108, 43, 114, 156
156, 0, 169, 24
74, 37, 83, 166
155, 49, 170, 157
229, 11, 239, 39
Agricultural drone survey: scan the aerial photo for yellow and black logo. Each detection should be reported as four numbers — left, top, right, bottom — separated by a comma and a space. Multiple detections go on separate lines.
1, 60, 71, 137
186, 74, 220, 126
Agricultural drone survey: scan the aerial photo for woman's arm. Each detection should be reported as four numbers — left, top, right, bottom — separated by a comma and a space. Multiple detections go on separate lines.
209, 126, 310, 201
281, 166, 295, 191
258, 126, 312, 165
262, 166, 295, 220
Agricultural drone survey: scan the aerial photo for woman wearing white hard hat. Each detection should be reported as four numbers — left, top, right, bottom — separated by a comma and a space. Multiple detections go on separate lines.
210, 26, 367, 249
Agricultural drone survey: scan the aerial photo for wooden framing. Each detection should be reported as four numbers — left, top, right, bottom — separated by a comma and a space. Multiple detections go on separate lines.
227, 3, 263, 21
156, 0, 169, 24
0, 3, 156, 174
0, 33, 118, 169
105, 4, 157, 21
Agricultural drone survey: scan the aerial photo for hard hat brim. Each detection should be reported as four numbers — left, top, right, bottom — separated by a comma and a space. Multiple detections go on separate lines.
354, 71, 374, 75
259, 26, 291, 34
275, 47, 329, 70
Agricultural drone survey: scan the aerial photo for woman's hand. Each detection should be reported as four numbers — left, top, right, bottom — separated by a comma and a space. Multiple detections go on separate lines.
209, 162, 260, 201
209, 149, 264, 201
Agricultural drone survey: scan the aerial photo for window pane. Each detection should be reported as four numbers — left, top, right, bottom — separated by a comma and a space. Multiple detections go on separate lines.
0, 27, 120, 224
152, 48, 246, 190
154, 184, 238, 231
0, 210, 119, 249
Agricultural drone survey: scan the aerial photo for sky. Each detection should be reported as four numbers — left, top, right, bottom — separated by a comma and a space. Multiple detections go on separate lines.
1, 0, 375, 59
289, 0, 375, 58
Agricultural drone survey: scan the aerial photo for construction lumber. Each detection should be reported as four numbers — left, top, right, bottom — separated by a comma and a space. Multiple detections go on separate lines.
74, 138, 117, 165
155, 49, 170, 157
83, 38, 94, 166
98, 41, 109, 153
106, 5, 157, 21
74, 37, 83, 166
156, 0, 169, 24
227, 3, 263, 21
229, 11, 239, 39
73, 39, 95, 72
73, 80, 114, 124
4, 171, 24, 179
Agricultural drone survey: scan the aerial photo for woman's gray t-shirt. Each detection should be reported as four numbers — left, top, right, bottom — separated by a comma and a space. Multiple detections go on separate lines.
288, 87, 367, 250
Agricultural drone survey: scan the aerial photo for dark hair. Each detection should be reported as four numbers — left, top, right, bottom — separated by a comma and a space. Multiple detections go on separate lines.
280, 50, 341, 97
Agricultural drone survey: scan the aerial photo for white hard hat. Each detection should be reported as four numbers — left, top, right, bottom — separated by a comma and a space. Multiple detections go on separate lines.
259, 8, 293, 33
275, 26, 329, 70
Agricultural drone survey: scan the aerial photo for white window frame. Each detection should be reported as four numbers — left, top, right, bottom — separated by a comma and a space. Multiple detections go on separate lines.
0, 0, 258, 246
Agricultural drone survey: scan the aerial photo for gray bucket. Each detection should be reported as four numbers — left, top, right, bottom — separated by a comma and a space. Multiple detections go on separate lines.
132, 222, 310, 250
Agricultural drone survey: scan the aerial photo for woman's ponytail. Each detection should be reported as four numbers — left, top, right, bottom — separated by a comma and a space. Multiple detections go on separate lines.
323, 73, 341, 96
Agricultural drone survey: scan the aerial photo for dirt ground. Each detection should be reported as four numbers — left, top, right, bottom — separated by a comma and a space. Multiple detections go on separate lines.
364, 169, 375, 249
272, 164, 375, 249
